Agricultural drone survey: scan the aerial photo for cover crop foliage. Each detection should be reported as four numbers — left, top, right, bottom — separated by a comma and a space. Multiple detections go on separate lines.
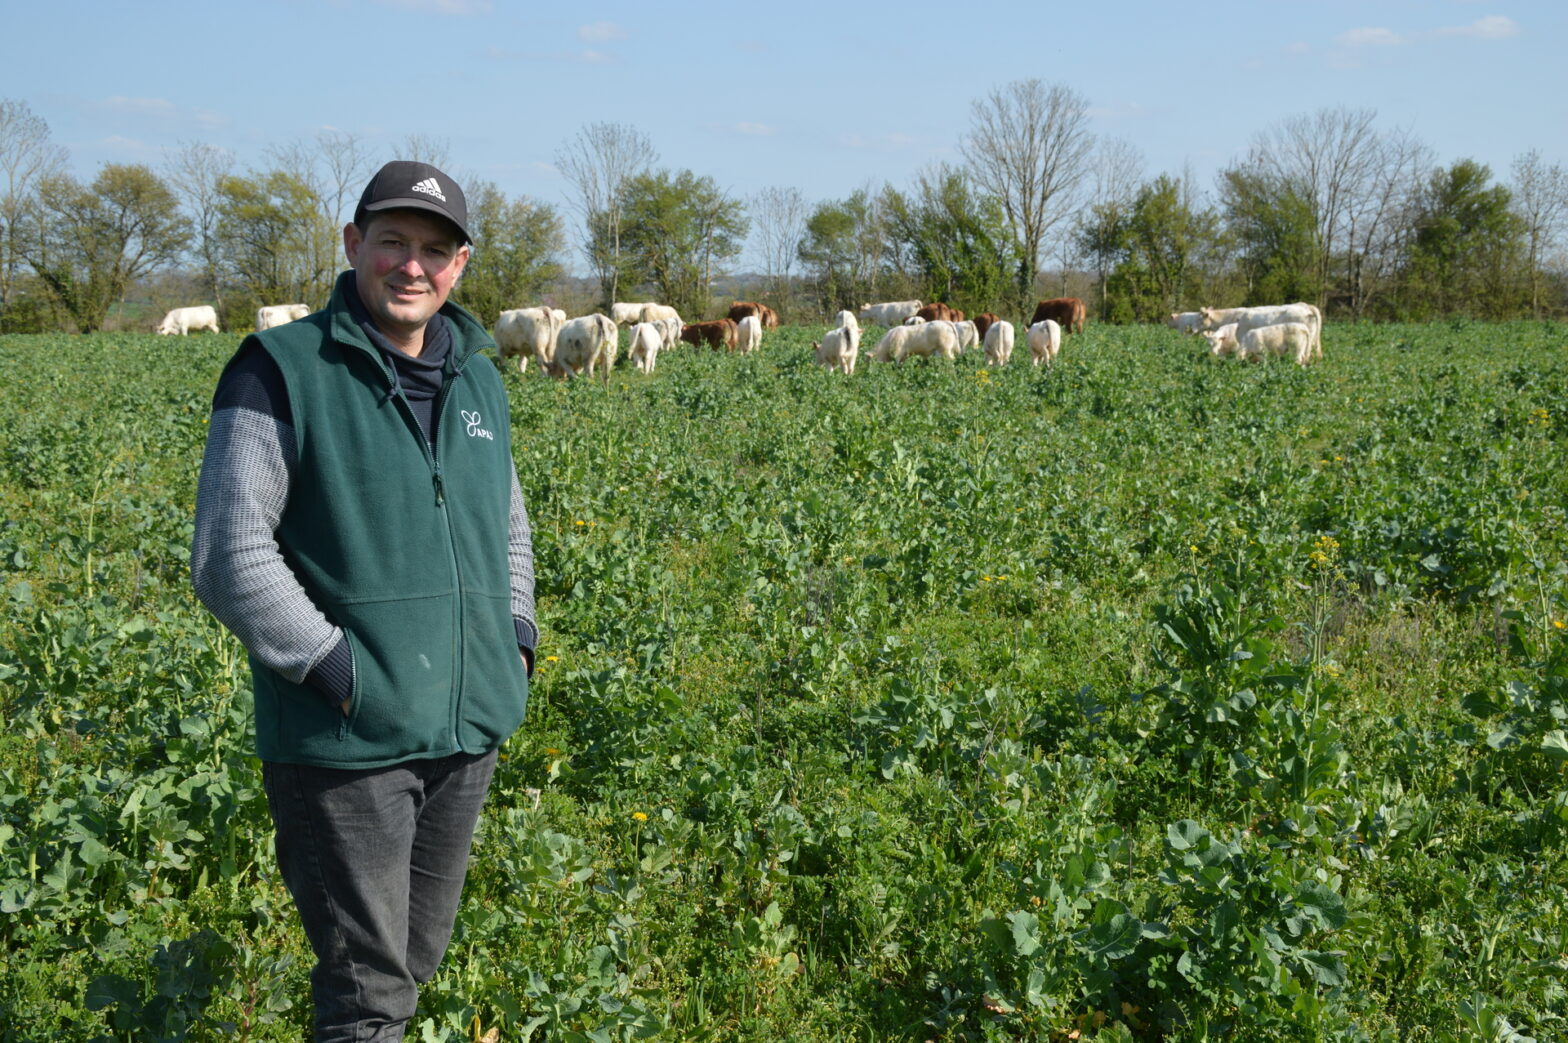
1, 320, 1565, 1041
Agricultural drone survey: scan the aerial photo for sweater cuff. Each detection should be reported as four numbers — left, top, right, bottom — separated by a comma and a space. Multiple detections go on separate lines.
514, 617, 537, 676
305, 635, 354, 707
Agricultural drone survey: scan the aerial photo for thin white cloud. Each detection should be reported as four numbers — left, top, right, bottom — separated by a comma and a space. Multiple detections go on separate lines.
372, 0, 492, 13
1436, 15, 1519, 39
1339, 26, 1404, 47
102, 135, 151, 153
483, 45, 619, 65
105, 96, 177, 115
578, 20, 627, 43
1338, 15, 1520, 48
734, 122, 773, 136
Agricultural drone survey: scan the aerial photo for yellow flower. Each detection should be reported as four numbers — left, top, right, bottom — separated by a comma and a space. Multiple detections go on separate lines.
545, 655, 560, 662
544, 747, 561, 756
632, 811, 648, 822
1190, 545, 1199, 553
1554, 620, 1566, 630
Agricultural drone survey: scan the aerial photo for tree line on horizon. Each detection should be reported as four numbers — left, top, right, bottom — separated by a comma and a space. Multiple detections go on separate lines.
1, 85, 1565, 335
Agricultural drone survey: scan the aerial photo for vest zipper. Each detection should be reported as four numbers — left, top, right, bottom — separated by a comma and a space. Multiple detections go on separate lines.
431, 369, 466, 752
383, 358, 467, 753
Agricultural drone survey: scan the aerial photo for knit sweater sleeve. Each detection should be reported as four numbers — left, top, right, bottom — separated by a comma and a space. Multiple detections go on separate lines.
191, 345, 349, 705
509, 467, 538, 674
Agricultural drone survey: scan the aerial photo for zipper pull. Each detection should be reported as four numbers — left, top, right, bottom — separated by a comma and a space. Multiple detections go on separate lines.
433, 464, 445, 505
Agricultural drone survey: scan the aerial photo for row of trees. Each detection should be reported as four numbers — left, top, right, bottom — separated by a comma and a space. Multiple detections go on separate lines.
3, 90, 1567, 333
790, 88, 1568, 323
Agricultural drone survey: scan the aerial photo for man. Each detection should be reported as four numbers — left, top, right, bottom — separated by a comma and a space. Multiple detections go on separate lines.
192, 160, 536, 1042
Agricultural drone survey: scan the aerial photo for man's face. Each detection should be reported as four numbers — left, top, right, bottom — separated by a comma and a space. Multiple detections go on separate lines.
344, 210, 469, 343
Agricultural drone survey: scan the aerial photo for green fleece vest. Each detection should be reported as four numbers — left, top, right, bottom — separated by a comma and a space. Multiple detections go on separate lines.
245, 274, 527, 768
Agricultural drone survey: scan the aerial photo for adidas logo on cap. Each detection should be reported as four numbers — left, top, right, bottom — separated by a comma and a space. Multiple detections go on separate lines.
410, 177, 447, 202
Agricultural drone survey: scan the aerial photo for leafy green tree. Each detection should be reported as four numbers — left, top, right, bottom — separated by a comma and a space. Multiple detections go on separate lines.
214, 169, 331, 323
1219, 167, 1322, 305
452, 180, 565, 326
30, 163, 189, 332
1401, 159, 1524, 319
882, 167, 1019, 315
618, 169, 747, 318
797, 189, 888, 313
1106, 175, 1220, 322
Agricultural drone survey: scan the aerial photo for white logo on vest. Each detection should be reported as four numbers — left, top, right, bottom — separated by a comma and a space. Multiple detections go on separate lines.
461, 410, 494, 440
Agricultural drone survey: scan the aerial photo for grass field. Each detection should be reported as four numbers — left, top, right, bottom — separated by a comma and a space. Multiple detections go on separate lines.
2, 319, 1567, 1041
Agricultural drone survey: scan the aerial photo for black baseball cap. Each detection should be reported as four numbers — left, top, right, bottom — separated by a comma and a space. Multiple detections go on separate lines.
354, 160, 470, 243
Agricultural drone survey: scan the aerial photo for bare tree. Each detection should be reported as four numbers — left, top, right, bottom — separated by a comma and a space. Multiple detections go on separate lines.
0, 98, 66, 314
400, 134, 451, 170
964, 80, 1093, 309
1249, 107, 1381, 307
749, 185, 807, 301
1510, 149, 1568, 317
165, 141, 234, 310
1342, 128, 1431, 319
317, 130, 375, 225
264, 140, 340, 305
555, 122, 657, 307
1072, 137, 1143, 317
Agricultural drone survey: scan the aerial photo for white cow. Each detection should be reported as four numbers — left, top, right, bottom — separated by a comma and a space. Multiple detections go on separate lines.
494, 307, 563, 375
552, 314, 618, 379
953, 320, 979, 353
640, 303, 680, 325
256, 303, 309, 330
1200, 322, 1239, 358
1198, 303, 1322, 361
857, 300, 922, 327
627, 322, 662, 375
1026, 320, 1059, 366
1238, 322, 1315, 366
735, 315, 762, 355
984, 320, 1015, 366
652, 316, 682, 351
1167, 311, 1203, 334
902, 315, 927, 326
610, 302, 651, 326
871, 320, 960, 363
814, 324, 860, 375
834, 309, 858, 330
155, 305, 220, 335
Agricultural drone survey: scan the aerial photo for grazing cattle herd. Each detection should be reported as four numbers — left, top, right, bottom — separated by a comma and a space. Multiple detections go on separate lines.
151, 290, 1325, 374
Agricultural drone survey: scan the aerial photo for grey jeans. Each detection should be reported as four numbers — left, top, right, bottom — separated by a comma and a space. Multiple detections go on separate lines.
261, 749, 498, 1043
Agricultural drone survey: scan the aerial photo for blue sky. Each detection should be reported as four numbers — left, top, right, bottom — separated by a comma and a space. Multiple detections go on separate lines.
4, 0, 1563, 267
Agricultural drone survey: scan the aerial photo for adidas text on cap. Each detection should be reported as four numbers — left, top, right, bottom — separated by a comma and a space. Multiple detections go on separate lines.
355, 160, 470, 243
